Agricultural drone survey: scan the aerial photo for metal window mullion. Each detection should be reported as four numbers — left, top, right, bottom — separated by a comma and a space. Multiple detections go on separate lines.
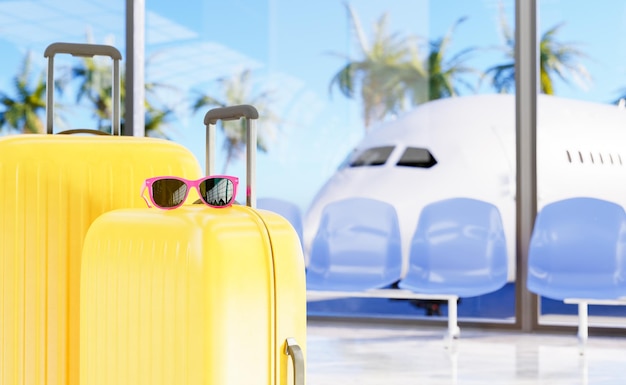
515, 0, 539, 332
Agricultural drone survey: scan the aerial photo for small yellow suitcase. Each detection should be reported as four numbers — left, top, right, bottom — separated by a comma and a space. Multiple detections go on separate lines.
80, 106, 306, 385
0, 43, 203, 385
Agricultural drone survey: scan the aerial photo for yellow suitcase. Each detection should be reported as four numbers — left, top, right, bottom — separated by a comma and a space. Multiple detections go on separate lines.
0, 43, 203, 385
79, 106, 307, 385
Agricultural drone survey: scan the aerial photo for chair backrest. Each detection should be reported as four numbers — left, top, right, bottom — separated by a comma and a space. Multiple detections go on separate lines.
399, 197, 508, 297
306, 197, 403, 291
528, 197, 626, 300
257, 197, 304, 245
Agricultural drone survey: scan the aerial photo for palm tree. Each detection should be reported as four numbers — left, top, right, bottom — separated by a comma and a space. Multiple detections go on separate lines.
538, 23, 591, 94
0, 51, 47, 134
68, 55, 114, 131
192, 69, 280, 173
329, 3, 424, 131
144, 98, 175, 139
422, 17, 479, 100
483, 3, 591, 94
481, 4, 516, 94
330, 5, 479, 131
67, 55, 178, 138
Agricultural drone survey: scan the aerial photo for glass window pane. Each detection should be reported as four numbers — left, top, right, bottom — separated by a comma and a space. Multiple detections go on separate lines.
534, 0, 626, 331
396, 147, 437, 168
349, 146, 395, 167
0, 0, 527, 328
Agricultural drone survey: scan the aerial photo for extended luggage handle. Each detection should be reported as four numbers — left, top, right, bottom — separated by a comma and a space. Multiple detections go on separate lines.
44, 42, 122, 136
285, 338, 305, 385
204, 105, 259, 208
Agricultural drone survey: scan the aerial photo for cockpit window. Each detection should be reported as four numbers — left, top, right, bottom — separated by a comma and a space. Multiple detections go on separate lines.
396, 147, 437, 168
349, 146, 395, 167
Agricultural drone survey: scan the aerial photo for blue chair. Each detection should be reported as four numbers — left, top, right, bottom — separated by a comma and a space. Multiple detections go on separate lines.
306, 197, 403, 291
399, 197, 508, 298
258, 197, 304, 245
527, 197, 626, 350
528, 197, 626, 301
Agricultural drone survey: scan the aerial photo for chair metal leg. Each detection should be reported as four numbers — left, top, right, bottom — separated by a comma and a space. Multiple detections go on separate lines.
578, 302, 588, 355
445, 297, 461, 348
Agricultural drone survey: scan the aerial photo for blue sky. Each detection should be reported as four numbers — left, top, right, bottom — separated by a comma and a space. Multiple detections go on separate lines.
1, 0, 626, 212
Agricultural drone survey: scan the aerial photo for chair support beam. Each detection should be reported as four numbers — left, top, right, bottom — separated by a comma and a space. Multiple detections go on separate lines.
307, 289, 461, 346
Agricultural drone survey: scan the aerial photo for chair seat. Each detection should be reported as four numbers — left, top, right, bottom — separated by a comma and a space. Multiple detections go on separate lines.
399, 197, 508, 298
306, 197, 402, 291
527, 197, 626, 301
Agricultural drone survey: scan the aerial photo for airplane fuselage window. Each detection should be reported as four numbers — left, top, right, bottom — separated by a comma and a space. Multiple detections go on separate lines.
566, 150, 623, 165
349, 146, 395, 167
396, 147, 437, 168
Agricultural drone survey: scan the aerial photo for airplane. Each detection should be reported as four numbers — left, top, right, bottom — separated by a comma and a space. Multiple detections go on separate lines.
302, 93, 626, 282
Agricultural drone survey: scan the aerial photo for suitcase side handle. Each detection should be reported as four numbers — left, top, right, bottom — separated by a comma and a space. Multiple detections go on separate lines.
203, 105, 259, 208
285, 338, 305, 385
55, 129, 110, 136
44, 42, 122, 136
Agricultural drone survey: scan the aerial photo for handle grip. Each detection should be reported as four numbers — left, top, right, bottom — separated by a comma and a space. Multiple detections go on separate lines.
203, 105, 259, 125
44, 42, 122, 60
285, 338, 305, 385
203, 105, 259, 208
44, 42, 122, 135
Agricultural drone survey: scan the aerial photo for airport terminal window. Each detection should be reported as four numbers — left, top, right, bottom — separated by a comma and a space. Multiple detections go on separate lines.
349, 146, 395, 167
396, 147, 437, 168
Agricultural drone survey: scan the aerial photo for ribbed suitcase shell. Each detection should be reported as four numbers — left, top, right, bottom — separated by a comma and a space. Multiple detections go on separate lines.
0, 135, 203, 385
80, 205, 306, 385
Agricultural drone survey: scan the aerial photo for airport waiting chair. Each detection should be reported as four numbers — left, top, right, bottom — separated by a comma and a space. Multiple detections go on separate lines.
258, 197, 304, 245
528, 197, 626, 351
306, 197, 403, 292
399, 197, 508, 297
398, 197, 509, 339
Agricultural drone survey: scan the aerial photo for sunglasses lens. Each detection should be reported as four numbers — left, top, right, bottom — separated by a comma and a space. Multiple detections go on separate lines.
152, 179, 188, 208
199, 178, 235, 207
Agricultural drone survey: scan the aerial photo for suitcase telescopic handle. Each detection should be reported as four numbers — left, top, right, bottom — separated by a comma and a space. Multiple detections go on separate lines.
203, 105, 259, 208
44, 42, 122, 136
285, 338, 305, 385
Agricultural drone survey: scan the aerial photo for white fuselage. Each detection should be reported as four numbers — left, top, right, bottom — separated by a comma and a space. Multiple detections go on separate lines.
303, 94, 626, 280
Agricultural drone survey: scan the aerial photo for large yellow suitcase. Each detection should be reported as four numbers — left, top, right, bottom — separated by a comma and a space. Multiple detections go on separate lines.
0, 43, 203, 385
79, 106, 307, 385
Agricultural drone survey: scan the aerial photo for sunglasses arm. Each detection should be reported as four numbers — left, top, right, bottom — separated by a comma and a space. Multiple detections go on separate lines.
140, 183, 153, 208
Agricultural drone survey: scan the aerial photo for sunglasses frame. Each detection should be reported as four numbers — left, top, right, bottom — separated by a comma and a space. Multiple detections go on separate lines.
141, 175, 239, 210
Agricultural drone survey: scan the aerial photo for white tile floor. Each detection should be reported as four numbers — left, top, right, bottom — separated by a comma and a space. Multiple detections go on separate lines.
306, 319, 626, 385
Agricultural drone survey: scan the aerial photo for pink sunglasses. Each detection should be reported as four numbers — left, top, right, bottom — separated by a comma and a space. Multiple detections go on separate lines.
141, 175, 239, 210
